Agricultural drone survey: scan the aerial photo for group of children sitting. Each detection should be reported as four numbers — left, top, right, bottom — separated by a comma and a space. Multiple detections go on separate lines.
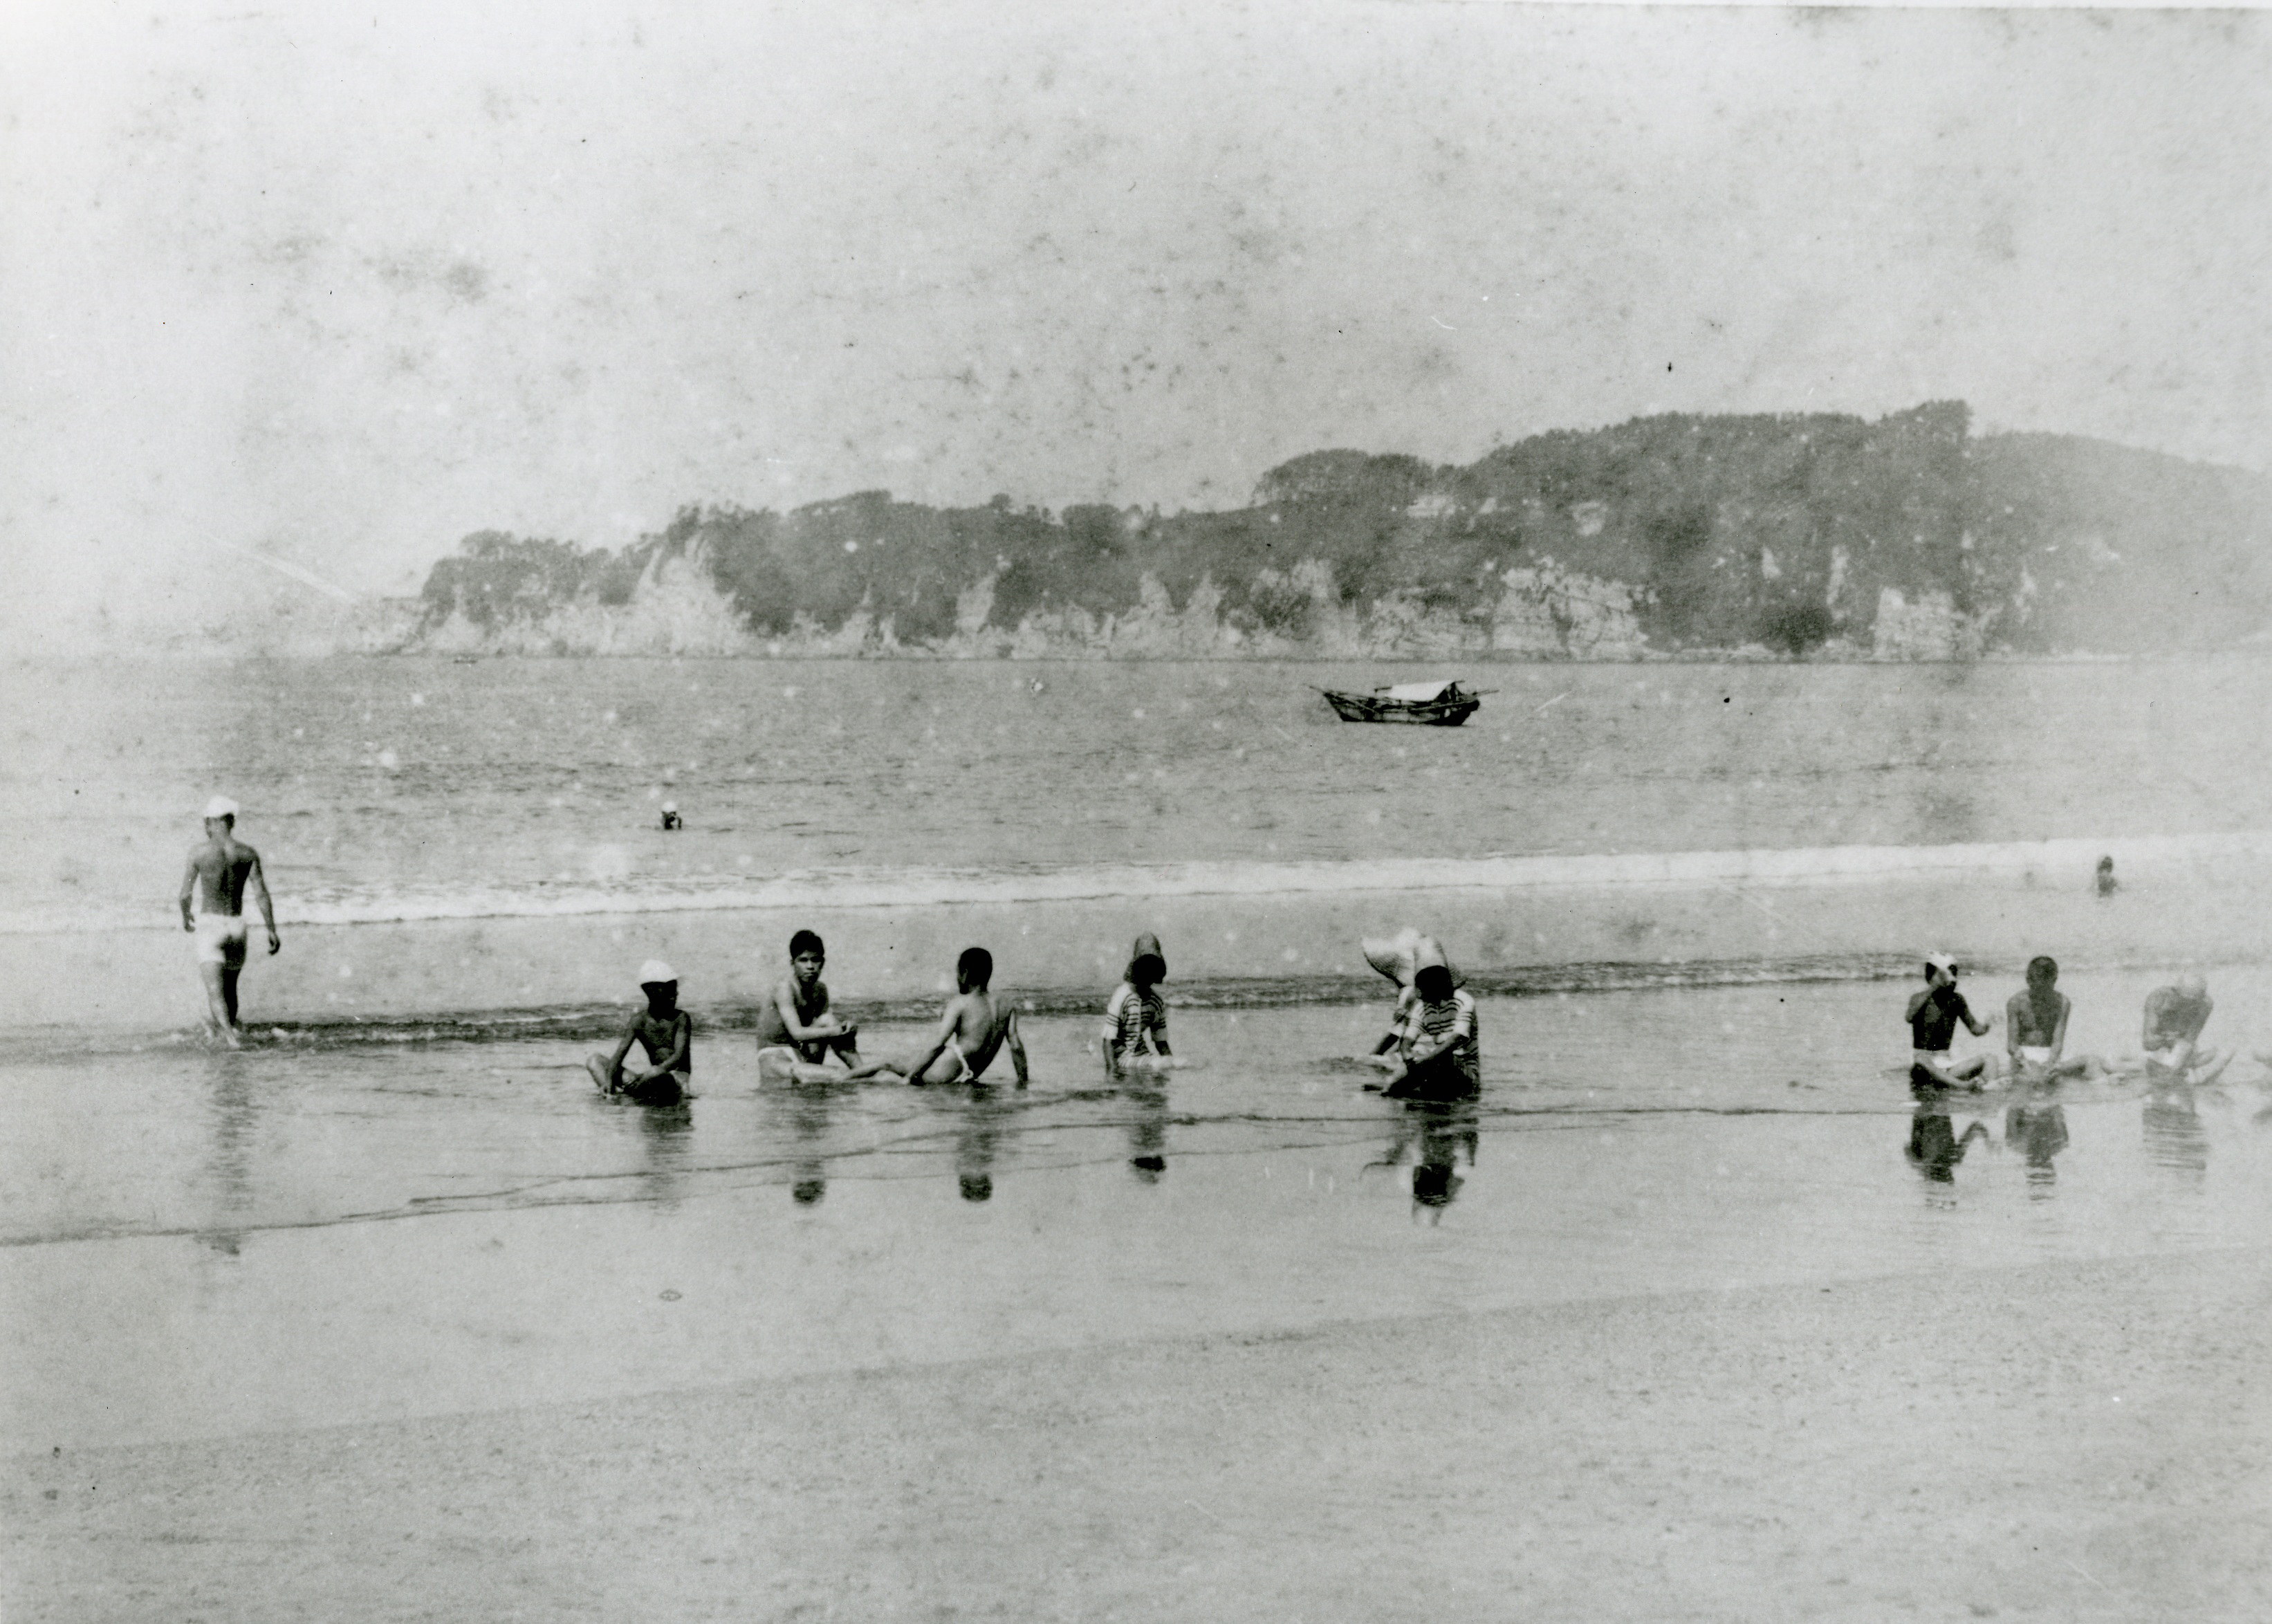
1905, 952, 2234, 1092
589, 921, 1487, 1102
589, 927, 2248, 1109
591, 932, 1029, 1101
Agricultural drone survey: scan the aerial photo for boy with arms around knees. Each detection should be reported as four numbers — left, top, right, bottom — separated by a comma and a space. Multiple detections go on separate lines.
756, 929, 860, 1070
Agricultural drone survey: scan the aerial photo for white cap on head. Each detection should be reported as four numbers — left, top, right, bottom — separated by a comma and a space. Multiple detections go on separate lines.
661, 800, 677, 813
638, 959, 677, 986
1925, 952, 1957, 976
204, 796, 239, 820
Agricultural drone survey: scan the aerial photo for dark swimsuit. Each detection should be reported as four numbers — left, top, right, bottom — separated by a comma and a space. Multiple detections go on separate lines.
1909, 987, 1974, 1090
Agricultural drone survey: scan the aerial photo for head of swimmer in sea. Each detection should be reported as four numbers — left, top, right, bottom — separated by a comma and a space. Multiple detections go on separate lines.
640, 976, 679, 1016
1128, 937, 1165, 990
1923, 954, 1959, 989
957, 946, 992, 994
1413, 963, 1456, 1004
201, 795, 238, 839
789, 929, 825, 989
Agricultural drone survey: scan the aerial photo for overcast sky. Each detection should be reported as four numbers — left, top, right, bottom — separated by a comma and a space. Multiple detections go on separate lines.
3, 1, 2266, 630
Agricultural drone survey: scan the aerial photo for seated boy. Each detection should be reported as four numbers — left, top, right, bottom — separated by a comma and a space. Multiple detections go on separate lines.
847, 947, 1028, 1086
1373, 948, 1480, 1100
755, 929, 860, 1078
1908, 954, 1995, 1091
589, 960, 691, 1105
2003, 955, 2098, 1082
1100, 932, 1174, 1078
2138, 974, 2231, 1082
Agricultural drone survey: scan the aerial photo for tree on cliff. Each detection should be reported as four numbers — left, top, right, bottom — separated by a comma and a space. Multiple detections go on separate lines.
414, 403, 2272, 657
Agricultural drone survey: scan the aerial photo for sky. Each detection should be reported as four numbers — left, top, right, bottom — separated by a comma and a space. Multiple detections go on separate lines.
2, 1, 2266, 635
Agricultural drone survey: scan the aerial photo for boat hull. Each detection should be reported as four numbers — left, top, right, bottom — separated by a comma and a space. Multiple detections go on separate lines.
1320, 691, 1482, 726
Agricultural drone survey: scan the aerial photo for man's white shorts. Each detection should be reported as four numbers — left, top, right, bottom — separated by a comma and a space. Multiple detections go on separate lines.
195, 914, 249, 966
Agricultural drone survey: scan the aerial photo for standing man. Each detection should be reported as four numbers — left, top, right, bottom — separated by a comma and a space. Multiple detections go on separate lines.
178, 797, 279, 1043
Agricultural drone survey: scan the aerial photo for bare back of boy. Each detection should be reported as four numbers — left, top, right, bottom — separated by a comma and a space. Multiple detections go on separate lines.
936, 990, 1017, 1080
849, 987, 1024, 1085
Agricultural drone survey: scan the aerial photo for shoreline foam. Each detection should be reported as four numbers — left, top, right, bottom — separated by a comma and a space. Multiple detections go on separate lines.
7, 829, 2266, 938
11, 828, 2269, 1040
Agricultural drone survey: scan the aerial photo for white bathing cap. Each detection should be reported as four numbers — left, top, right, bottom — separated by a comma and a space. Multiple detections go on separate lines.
203, 796, 239, 820
661, 800, 677, 813
1924, 952, 1958, 976
638, 959, 677, 986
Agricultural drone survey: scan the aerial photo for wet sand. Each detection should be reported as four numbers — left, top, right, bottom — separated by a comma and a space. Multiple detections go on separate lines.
8, 983, 2271, 1618
12, 1246, 2268, 1623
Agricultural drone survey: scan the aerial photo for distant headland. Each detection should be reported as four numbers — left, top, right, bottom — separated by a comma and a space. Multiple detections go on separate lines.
388, 401, 2272, 661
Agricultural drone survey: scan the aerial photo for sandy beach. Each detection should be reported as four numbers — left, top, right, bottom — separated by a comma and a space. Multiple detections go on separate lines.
12, 1244, 2268, 1623
10, 0, 2272, 1614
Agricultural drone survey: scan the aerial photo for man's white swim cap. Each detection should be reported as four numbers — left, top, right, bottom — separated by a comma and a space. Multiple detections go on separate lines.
1925, 952, 1958, 976
638, 959, 677, 986
203, 796, 239, 820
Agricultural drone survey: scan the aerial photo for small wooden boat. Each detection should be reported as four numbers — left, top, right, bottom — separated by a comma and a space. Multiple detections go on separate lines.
1316, 679, 1489, 726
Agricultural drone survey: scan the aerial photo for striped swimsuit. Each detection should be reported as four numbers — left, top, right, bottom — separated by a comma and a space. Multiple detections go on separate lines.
1101, 982, 1169, 1061
1398, 988, 1479, 1093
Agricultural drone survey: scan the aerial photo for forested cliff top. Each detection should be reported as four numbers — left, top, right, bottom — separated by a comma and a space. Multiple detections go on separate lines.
408, 403, 2272, 659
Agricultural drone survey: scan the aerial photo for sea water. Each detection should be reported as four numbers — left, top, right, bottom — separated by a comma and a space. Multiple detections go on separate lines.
8, 654, 2272, 1033
5, 656, 2272, 1452
10, 654, 2272, 939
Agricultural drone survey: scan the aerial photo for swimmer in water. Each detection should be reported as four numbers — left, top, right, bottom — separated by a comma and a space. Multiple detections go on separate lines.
1908, 953, 1994, 1090
177, 796, 280, 1044
589, 961, 691, 1104
755, 930, 860, 1076
1100, 933, 1173, 1078
2003, 955, 2098, 1082
2095, 855, 2118, 898
845, 947, 1028, 1086
661, 802, 682, 831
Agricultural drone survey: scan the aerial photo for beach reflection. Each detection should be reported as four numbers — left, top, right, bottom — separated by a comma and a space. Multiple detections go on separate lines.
1369, 1098, 1479, 1223
2004, 1087, 2071, 1194
771, 1077, 849, 1206
1123, 1075, 1170, 1183
2143, 1082, 2208, 1182
609, 1098, 694, 1209
952, 1084, 1008, 1202
1905, 1092, 1991, 1195
198, 1051, 261, 1256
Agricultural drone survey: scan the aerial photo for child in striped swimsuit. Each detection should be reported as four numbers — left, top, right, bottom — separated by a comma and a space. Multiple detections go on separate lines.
1380, 947, 1480, 1100
1100, 933, 1172, 1078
